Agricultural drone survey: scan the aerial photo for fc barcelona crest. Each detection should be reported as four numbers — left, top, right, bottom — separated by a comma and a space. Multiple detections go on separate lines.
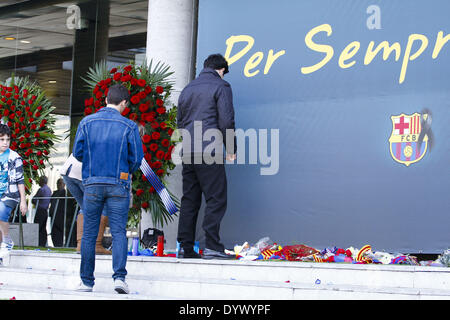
389, 109, 433, 166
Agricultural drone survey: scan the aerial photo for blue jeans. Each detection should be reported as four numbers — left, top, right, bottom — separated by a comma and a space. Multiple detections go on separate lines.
80, 184, 130, 287
62, 175, 107, 217
62, 175, 84, 211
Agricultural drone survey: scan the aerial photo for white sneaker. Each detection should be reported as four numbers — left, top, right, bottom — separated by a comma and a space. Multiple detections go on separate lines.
0, 240, 14, 252
0, 253, 9, 267
114, 279, 129, 294
75, 281, 93, 292
0, 242, 12, 267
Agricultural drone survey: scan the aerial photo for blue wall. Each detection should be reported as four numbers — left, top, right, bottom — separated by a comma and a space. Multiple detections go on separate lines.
196, 0, 450, 253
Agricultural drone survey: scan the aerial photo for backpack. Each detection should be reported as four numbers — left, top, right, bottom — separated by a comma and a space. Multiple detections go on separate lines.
141, 228, 164, 248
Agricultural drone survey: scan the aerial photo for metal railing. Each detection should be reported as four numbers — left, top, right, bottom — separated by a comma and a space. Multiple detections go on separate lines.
11, 195, 80, 249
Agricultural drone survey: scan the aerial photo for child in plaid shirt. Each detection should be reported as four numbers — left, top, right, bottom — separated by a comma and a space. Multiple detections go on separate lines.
0, 124, 27, 265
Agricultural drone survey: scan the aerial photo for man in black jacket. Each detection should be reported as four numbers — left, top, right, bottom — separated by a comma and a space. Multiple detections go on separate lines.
176, 54, 236, 259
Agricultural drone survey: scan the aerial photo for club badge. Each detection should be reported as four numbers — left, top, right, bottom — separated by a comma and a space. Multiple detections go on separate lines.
389, 109, 433, 166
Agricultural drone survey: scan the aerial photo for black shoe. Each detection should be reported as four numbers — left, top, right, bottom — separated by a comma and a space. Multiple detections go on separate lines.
202, 248, 235, 260
179, 248, 202, 259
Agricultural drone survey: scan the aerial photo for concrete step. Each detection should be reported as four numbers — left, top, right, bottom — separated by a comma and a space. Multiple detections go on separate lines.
1, 250, 449, 299
7, 250, 450, 289
0, 283, 161, 300
2, 265, 450, 300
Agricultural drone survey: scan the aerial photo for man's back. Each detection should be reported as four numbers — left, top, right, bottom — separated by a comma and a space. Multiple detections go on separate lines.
73, 107, 143, 186
177, 67, 235, 155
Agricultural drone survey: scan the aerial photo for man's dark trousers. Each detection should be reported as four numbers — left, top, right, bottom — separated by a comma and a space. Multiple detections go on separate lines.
177, 160, 227, 252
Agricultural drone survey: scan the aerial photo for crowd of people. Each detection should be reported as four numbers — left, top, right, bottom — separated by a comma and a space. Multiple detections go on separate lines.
0, 53, 237, 295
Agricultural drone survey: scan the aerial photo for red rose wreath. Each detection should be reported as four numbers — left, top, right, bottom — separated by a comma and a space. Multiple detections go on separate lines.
0, 76, 58, 194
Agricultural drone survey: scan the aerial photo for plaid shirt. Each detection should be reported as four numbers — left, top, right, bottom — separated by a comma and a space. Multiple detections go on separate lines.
0, 149, 24, 208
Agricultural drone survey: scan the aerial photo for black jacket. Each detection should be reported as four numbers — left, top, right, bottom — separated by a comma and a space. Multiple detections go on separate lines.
177, 68, 236, 155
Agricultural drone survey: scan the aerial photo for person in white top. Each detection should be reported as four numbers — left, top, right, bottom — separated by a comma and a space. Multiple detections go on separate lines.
60, 154, 110, 254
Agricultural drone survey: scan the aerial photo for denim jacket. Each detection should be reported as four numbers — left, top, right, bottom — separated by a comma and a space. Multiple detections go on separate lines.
73, 107, 144, 188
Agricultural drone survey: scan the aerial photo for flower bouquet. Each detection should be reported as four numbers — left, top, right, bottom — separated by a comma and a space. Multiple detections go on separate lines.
0, 76, 59, 193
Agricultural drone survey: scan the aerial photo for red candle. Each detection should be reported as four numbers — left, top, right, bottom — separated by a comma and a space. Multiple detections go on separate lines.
157, 235, 164, 256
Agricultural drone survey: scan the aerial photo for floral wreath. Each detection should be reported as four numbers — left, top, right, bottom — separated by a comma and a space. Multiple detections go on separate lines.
83, 61, 179, 228
0, 76, 59, 194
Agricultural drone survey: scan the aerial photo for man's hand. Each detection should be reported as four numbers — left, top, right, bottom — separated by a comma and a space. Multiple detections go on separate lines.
226, 153, 236, 161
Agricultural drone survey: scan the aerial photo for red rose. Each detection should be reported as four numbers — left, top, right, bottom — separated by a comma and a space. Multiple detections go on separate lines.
161, 139, 169, 147
138, 91, 146, 100
113, 73, 122, 81
141, 202, 149, 209
145, 86, 152, 94
156, 86, 164, 94
110, 68, 117, 74
144, 153, 152, 162
152, 161, 162, 169
139, 103, 149, 113
151, 122, 159, 129
156, 107, 166, 115
32, 165, 38, 170
137, 79, 146, 87
167, 128, 174, 136
142, 134, 151, 143
34, 132, 40, 138
151, 131, 160, 140
85, 98, 93, 107
123, 75, 133, 82
136, 189, 144, 196
156, 99, 164, 107
124, 65, 133, 72
130, 95, 140, 105
42, 140, 48, 145
160, 122, 167, 130
156, 150, 165, 160
129, 113, 138, 121
149, 143, 158, 152
149, 187, 155, 194
156, 169, 164, 176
